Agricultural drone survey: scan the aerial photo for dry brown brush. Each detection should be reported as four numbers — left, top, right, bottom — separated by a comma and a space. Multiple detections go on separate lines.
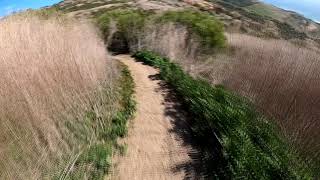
0, 14, 118, 179
222, 34, 320, 167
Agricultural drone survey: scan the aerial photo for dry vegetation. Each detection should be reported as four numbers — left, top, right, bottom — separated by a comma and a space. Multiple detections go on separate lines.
0, 14, 118, 179
2, 5, 316, 177
139, 25, 320, 170
195, 34, 320, 158
221, 34, 320, 166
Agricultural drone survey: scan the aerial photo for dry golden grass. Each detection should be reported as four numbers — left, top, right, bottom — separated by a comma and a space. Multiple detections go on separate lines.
0, 14, 118, 179
221, 34, 320, 164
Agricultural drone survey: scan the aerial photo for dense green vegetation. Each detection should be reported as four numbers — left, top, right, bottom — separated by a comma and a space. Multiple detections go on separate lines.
63, 64, 136, 180
133, 51, 314, 179
97, 9, 149, 52
97, 9, 226, 51
109, 65, 136, 139
157, 10, 226, 48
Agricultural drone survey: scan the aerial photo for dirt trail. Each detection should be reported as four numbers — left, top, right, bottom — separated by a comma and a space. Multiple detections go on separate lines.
111, 55, 199, 180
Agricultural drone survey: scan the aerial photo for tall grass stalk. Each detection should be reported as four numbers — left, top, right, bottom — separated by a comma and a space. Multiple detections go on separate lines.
0, 14, 118, 179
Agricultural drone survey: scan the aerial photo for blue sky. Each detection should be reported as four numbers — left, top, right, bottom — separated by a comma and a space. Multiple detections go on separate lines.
0, 0, 60, 16
262, 0, 320, 22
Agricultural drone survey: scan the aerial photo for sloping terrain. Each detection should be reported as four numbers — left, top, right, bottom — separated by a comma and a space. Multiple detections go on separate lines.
211, 0, 320, 45
219, 0, 320, 38
54, 0, 320, 48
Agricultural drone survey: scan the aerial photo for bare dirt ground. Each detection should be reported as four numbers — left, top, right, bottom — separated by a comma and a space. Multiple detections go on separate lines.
66, 3, 132, 18
61, 0, 186, 18
110, 55, 202, 180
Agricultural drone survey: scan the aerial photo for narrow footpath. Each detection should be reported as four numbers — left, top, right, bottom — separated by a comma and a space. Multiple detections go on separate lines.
111, 55, 199, 180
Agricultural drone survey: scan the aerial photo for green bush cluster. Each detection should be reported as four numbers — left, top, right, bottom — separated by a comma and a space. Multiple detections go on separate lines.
97, 9, 225, 52
73, 144, 113, 180
97, 10, 148, 44
157, 10, 226, 48
96, 13, 111, 39
133, 51, 313, 179
108, 66, 136, 139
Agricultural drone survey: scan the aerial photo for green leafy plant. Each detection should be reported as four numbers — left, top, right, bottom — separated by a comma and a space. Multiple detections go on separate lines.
107, 65, 136, 139
97, 10, 149, 45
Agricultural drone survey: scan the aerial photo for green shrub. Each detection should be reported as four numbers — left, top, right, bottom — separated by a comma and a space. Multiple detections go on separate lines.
97, 10, 149, 45
133, 51, 313, 179
108, 66, 136, 139
97, 14, 111, 39
157, 10, 226, 48
97, 9, 225, 52
75, 144, 112, 180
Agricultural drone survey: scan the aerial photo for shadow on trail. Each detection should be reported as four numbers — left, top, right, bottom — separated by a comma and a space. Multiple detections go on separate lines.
148, 73, 228, 180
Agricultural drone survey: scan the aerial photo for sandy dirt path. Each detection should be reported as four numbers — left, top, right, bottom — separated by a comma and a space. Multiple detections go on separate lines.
110, 55, 198, 180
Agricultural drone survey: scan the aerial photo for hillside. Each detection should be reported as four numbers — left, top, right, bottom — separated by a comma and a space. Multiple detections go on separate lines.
54, 0, 320, 48
215, 0, 320, 38
212, 0, 320, 44
0, 0, 318, 179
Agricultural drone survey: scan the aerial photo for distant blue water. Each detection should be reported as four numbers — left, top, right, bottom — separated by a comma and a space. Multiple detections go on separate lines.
0, 0, 61, 16
262, 0, 320, 22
